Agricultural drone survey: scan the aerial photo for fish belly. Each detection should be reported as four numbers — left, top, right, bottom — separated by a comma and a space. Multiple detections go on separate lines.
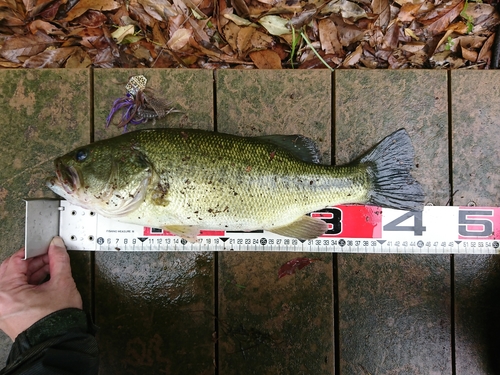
120, 163, 370, 232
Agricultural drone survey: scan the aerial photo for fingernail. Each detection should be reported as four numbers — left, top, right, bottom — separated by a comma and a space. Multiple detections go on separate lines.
50, 236, 66, 249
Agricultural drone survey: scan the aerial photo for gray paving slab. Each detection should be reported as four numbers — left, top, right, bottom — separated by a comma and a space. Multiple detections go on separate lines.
452, 70, 500, 375
216, 70, 334, 375
0, 69, 91, 363
335, 70, 452, 375
92, 69, 216, 375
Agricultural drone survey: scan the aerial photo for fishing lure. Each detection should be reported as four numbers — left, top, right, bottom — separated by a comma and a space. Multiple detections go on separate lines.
106, 75, 179, 131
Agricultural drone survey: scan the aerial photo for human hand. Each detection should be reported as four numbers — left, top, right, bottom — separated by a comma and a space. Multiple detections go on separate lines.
0, 237, 82, 340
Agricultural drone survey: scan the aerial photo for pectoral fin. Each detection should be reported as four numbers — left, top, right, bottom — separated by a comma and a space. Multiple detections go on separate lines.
268, 216, 328, 240
164, 225, 201, 243
151, 177, 170, 206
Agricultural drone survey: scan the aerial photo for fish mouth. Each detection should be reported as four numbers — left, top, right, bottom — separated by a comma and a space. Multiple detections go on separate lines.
51, 159, 81, 194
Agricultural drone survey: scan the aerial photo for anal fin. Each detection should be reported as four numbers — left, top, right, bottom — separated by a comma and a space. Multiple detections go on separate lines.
164, 225, 201, 243
268, 216, 328, 240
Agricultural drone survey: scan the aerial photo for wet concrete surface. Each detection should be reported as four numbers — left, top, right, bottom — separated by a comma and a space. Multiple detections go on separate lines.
452, 71, 500, 375
0, 69, 499, 374
335, 71, 452, 374
216, 70, 334, 374
0, 69, 92, 362
95, 252, 215, 375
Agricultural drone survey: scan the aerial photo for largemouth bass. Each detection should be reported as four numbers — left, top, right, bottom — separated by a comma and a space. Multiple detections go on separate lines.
46, 128, 424, 241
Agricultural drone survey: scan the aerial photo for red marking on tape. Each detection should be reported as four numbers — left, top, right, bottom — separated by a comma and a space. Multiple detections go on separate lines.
143, 228, 225, 236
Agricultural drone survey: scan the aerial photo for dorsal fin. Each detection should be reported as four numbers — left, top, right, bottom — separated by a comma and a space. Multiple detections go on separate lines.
257, 134, 322, 164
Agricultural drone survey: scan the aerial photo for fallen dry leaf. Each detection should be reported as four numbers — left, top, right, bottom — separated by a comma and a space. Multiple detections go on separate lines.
167, 28, 192, 51
381, 21, 401, 49
28, 19, 62, 35
152, 21, 168, 47
223, 13, 255, 26
337, 0, 368, 20
138, 0, 177, 21
187, 17, 210, 43
461, 45, 477, 62
22, 46, 76, 67
111, 24, 135, 43
446, 20, 468, 34
259, 15, 290, 36
401, 42, 426, 53
319, 18, 343, 56
63, 0, 120, 21
372, 0, 390, 29
477, 33, 494, 64
460, 35, 487, 50
131, 43, 152, 61
404, 28, 419, 41
333, 16, 366, 46
24, 0, 53, 18
236, 26, 255, 55
91, 44, 115, 67
0, 8, 25, 26
462, 3, 496, 26
0, 32, 55, 63
249, 49, 282, 68
129, 2, 157, 28
231, 0, 250, 17
64, 46, 92, 68
223, 21, 240, 52
288, 4, 318, 30
418, 0, 465, 35
250, 29, 274, 51
0, 60, 22, 67
38, 0, 61, 20
343, 43, 363, 66
398, 2, 423, 22
0, 0, 497, 69
74, 10, 109, 27
74, 27, 105, 49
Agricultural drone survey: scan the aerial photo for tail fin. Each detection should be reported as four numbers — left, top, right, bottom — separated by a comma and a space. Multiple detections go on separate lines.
360, 129, 425, 211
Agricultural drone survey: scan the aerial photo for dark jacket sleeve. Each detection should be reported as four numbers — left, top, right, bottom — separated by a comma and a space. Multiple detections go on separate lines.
0, 308, 99, 375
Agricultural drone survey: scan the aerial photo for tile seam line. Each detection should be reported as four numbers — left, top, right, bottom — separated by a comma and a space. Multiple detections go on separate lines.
213, 68, 220, 375
448, 69, 457, 375
332, 69, 341, 375
89, 67, 96, 325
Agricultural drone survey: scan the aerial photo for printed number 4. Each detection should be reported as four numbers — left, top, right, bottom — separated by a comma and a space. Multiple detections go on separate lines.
383, 211, 426, 236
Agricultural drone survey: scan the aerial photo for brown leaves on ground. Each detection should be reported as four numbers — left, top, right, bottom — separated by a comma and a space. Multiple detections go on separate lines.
0, 0, 498, 69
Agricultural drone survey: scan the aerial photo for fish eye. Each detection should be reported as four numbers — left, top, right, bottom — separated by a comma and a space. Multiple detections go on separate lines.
75, 149, 88, 162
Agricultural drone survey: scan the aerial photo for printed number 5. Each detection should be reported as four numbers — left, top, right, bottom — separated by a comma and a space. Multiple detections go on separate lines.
458, 210, 493, 237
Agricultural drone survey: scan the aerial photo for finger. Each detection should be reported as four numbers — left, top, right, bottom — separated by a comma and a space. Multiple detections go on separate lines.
26, 254, 49, 278
28, 264, 51, 285
26, 254, 49, 284
0, 255, 10, 279
46, 237, 72, 283
2, 248, 29, 277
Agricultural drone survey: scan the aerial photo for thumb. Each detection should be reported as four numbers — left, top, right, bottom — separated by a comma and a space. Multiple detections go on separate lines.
47, 236, 73, 282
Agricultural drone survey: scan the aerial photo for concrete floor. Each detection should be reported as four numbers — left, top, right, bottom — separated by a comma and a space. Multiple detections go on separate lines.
1, 69, 500, 374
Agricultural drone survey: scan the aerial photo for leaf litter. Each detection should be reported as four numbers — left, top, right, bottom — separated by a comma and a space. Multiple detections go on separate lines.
0, 0, 499, 69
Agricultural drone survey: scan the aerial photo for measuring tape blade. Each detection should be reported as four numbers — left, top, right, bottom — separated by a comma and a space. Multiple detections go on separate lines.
24, 199, 500, 258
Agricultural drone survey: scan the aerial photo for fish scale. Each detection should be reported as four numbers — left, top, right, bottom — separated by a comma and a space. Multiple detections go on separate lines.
46, 128, 424, 241
140, 129, 367, 215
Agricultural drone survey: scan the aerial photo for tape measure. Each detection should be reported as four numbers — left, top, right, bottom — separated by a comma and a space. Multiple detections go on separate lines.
24, 199, 500, 258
